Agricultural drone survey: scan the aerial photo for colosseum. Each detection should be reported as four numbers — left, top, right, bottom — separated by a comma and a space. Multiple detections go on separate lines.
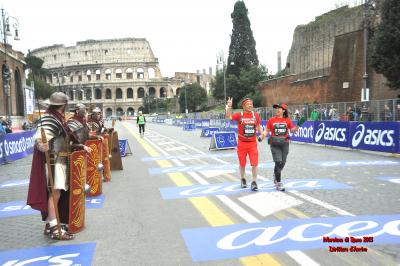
30, 38, 185, 117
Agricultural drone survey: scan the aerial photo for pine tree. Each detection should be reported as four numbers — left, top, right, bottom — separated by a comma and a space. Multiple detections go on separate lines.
370, 0, 400, 90
227, 1, 259, 77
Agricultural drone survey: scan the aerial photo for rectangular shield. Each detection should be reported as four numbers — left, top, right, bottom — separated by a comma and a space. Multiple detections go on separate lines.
102, 134, 111, 182
68, 150, 87, 234
85, 139, 103, 197
110, 131, 123, 170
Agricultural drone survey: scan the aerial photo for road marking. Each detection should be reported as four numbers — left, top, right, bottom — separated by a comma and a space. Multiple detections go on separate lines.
157, 141, 175, 145
165, 146, 187, 151
239, 192, 303, 217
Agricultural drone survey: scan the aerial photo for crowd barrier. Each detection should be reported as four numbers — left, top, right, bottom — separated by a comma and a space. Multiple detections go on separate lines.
0, 130, 36, 164
153, 118, 400, 154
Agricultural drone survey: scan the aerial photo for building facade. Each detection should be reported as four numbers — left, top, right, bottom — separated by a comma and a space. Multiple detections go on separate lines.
0, 43, 26, 126
31, 38, 184, 116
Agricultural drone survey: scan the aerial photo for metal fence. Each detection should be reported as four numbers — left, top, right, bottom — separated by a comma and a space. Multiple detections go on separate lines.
178, 98, 400, 122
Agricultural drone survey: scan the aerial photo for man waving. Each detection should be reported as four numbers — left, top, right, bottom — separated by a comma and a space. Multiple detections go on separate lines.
226, 97, 264, 191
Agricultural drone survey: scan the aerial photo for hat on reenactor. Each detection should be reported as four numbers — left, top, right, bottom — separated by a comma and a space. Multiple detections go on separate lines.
42, 92, 69, 106
75, 103, 86, 110
92, 107, 101, 113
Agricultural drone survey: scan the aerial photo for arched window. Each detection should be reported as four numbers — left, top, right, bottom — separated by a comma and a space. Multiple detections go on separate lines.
95, 69, 101, 80
137, 87, 145, 98
176, 87, 181, 96
106, 108, 113, 117
116, 107, 124, 116
148, 68, 155, 78
127, 88, 133, 98
127, 107, 135, 116
69, 90, 74, 100
105, 69, 111, 80
115, 68, 122, 79
106, 88, 112, 99
95, 88, 102, 99
77, 90, 83, 100
14, 68, 24, 116
137, 68, 144, 79
86, 88, 92, 100
76, 71, 82, 82
149, 87, 156, 97
126, 68, 133, 79
160, 87, 166, 98
86, 70, 91, 81
116, 88, 122, 99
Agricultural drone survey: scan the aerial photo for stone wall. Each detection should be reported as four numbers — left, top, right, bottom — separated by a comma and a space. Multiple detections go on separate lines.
287, 6, 364, 79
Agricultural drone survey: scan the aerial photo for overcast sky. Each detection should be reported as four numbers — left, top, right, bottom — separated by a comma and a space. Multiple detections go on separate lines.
1, 0, 362, 77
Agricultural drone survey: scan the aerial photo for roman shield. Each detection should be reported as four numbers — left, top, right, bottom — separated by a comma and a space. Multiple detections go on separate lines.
102, 134, 111, 182
68, 150, 87, 234
85, 139, 103, 196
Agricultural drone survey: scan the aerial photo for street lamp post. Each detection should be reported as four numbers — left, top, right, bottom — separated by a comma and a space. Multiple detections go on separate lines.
1, 8, 20, 122
184, 85, 188, 115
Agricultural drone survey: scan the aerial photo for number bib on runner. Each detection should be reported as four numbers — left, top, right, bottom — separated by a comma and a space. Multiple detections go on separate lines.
243, 124, 256, 137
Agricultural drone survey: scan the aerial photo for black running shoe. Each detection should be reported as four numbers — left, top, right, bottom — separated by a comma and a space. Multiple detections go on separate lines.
241, 178, 247, 188
251, 181, 258, 191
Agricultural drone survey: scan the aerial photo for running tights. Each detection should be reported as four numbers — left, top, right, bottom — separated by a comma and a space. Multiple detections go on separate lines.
274, 162, 286, 182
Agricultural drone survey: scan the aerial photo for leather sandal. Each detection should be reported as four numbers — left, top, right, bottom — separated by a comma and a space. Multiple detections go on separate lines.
49, 225, 74, 240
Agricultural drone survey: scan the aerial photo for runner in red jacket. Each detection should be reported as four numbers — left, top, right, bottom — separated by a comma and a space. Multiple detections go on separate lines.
262, 103, 305, 191
226, 97, 265, 191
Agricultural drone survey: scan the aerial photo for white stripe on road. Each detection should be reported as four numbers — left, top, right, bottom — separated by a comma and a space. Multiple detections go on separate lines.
157, 141, 175, 145
165, 146, 187, 151
239, 192, 303, 217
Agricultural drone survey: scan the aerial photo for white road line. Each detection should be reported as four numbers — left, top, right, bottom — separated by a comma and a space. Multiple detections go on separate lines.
142, 128, 320, 266
289, 190, 355, 216
165, 146, 187, 151
158, 141, 175, 145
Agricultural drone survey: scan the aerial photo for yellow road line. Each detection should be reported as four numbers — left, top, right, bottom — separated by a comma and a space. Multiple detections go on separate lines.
122, 122, 281, 266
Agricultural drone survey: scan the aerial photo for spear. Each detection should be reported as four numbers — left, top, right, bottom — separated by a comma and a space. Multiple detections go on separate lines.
36, 97, 63, 239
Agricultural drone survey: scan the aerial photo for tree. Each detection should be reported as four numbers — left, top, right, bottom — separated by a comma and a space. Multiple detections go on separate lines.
226, 1, 259, 77
178, 83, 207, 113
25, 55, 55, 99
226, 65, 269, 108
370, 0, 400, 90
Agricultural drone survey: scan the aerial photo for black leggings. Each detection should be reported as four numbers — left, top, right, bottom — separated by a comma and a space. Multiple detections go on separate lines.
274, 162, 286, 182
139, 124, 145, 134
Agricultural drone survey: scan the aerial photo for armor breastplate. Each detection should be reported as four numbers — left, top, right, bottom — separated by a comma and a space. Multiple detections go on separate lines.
68, 119, 89, 144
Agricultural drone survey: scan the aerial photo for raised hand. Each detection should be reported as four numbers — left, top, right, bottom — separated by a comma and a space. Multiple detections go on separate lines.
226, 97, 233, 108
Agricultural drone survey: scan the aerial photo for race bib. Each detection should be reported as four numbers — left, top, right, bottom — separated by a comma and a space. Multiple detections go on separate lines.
274, 123, 287, 136
243, 124, 255, 137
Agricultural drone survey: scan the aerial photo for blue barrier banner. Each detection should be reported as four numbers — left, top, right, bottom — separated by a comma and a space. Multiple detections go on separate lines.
119, 139, 127, 157
183, 123, 196, 131
201, 127, 220, 137
181, 214, 400, 261
209, 132, 237, 150
0, 130, 36, 163
202, 119, 210, 128
0, 243, 96, 266
313, 121, 349, 147
195, 119, 202, 128
289, 121, 314, 143
350, 122, 399, 153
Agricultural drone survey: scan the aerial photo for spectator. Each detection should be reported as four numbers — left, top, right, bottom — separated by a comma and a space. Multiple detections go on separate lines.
346, 106, 354, 121
310, 108, 319, 121
294, 109, 300, 120
328, 105, 337, 120
383, 104, 392, 121
321, 108, 328, 120
396, 103, 400, 121
0, 121, 5, 135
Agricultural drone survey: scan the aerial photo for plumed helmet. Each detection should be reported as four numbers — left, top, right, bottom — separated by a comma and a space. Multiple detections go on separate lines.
92, 107, 101, 113
75, 103, 86, 110
42, 92, 69, 106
